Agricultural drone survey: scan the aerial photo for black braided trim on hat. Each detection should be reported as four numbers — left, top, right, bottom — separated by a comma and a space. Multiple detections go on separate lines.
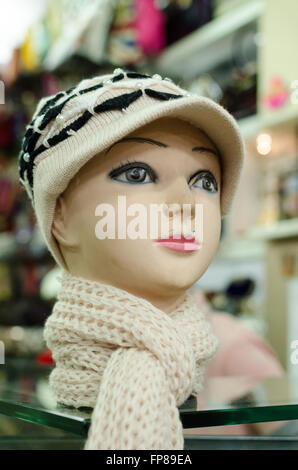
24, 131, 41, 154
145, 89, 183, 101
27, 73, 126, 132
78, 82, 104, 95
73, 72, 123, 96
38, 95, 75, 131
93, 89, 142, 113
126, 72, 152, 79
18, 71, 184, 201
24, 87, 77, 136
38, 91, 66, 116
20, 90, 144, 188
20, 73, 151, 161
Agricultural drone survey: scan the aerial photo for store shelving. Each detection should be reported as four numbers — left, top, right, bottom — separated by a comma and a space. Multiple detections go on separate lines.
238, 114, 262, 140
217, 218, 298, 261
43, 0, 113, 71
151, 0, 298, 140
153, 0, 264, 80
217, 236, 265, 260
238, 103, 298, 140
249, 218, 298, 241
260, 104, 298, 132
0, 233, 15, 260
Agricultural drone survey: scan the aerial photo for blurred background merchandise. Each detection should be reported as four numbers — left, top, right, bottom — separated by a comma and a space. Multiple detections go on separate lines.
0, 0, 297, 431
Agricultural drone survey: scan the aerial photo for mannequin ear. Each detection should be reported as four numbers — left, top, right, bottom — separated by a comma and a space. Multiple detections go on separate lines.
52, 195, 79, 251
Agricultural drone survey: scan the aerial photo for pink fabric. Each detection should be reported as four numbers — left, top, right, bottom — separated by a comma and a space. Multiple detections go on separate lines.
134, 0, 166, 55
187, 288, 285, 436
191, 288, 283, 378
206, 311, 284, 378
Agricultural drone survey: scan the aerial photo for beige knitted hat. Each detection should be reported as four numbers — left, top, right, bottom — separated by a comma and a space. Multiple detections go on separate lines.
18, 68, 245, 268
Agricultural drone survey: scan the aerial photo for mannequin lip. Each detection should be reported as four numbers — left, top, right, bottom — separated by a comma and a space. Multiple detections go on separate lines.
155, 236, 202, 253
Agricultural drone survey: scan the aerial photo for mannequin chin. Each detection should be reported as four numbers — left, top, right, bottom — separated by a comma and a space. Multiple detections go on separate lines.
52, 117, 222, 313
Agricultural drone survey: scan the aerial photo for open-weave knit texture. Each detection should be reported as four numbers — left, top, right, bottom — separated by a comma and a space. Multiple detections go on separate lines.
44, 270, 218, 450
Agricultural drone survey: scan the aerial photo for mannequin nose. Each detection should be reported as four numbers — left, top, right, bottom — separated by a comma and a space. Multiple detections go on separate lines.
162, 177, 196, 220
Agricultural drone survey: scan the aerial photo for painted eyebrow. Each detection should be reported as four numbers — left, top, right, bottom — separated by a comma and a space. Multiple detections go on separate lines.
104, 137, 219, 157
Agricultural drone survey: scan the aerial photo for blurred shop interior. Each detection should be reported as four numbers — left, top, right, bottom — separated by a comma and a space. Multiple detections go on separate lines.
0, 0, 298, 444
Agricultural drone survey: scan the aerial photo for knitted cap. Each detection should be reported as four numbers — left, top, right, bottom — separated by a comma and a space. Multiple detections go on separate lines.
18, 69, 245, 268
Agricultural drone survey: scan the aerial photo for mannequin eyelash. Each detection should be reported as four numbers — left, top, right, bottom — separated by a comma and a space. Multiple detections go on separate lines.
108, 160, 158, 182
108, 159, 140, 177
188, 169, 218, 189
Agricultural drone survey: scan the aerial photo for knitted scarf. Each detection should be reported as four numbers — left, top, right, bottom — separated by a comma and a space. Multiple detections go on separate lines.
44, 270, 218, 450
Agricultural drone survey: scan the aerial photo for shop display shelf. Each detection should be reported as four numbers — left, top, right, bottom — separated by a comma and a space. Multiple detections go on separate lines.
153, 0, 264, 80
238, 107, 298, 140
217, 218, 298, 260
217, 236, 265, 260
1, 360, 298, 439
249, 218, 298, 241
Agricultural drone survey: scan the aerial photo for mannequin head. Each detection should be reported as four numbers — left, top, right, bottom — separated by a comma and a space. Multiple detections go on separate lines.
52, 117, 222, 311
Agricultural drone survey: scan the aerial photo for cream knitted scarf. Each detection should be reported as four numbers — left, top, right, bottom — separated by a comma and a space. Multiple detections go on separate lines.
44, 270, 218, 450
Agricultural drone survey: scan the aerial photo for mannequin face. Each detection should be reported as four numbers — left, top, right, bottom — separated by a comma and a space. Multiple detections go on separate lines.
52, 117, 222, 310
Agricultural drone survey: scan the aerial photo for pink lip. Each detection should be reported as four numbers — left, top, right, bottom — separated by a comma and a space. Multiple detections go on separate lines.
155, 236, 202, 253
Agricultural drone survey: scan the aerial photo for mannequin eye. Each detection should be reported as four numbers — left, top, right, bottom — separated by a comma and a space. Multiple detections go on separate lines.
108, 161, 157, 185
189, 170, 218, 193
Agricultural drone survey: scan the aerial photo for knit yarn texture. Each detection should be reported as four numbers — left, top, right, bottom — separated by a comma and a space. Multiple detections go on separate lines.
44, 271, 218, 450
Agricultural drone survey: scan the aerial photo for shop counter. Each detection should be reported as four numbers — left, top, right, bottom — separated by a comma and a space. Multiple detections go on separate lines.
0, 359, 298, 449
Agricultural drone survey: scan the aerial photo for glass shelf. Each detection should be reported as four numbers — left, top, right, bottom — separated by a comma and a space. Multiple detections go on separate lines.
1, 359, 298, 437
